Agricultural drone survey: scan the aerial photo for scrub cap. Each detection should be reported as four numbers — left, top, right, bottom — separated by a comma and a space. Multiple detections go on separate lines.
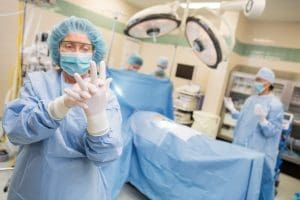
48, 16, 106, 65
256, 67, 275, 84
157, 56, 168, 68
128, 53, 143, 66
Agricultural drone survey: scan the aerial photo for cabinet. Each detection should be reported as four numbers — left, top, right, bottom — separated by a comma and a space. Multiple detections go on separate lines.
219, 71, 300, 165
285, 83, 300, 164
288, 83, 300, 124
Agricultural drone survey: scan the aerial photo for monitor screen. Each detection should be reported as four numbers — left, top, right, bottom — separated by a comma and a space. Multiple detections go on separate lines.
284, 114, 290, 120
175, 63, 194, 80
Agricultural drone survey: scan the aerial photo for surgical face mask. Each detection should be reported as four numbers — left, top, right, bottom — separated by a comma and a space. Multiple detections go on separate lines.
254, 81, 265, 94
59, 52, 93, 75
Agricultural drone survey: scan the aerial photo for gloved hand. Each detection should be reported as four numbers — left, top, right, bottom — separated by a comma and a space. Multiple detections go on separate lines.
73, 61, 112, 135
48, 84, 91, 120
254, 104, 268, 126
224, 97, 237, 113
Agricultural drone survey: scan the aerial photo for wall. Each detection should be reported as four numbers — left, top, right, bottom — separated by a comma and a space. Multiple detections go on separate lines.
0, 1, 19, 115
237, 15, 300, 48
139, 42, 210, 91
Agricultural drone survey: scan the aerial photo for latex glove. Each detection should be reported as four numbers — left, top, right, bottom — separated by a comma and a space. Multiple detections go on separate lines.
48, 84, 91, 120
224, 97, 237, 113
74, 61, 112, 135
254, 104, 268, 126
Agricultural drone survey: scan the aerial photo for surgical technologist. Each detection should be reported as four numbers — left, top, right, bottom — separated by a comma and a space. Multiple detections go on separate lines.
2, 16, 122, 200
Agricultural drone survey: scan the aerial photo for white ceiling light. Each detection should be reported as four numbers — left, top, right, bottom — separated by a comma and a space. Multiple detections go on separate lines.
124, 3, 181, 42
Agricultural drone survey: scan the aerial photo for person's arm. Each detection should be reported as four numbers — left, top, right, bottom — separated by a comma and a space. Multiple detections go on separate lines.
258, 102, 283, 138
83, 92, 123, 165
2, 78, 61, 145
73, 61, 123, 165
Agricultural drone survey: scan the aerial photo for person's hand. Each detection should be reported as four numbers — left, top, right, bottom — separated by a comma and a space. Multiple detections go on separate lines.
74, 61, 112, 117
63, 82, 92, 109
73, 61, 112, 135
48, 84, 91, 120
254, 104, 268, 125
224, 97, 237, 113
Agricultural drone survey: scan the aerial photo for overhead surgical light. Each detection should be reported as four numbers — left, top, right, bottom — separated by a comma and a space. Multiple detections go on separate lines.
124, 3, 181, 42
180, 2, 220, 10
185, 16, 225, 69
125, 0, 266, 69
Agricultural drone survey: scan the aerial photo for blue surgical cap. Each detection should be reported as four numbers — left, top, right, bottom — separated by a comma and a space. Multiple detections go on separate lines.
157, 56, 168, 68
128, 53, 143, 66
48, 16, 106, 65
256, 67, 275, 84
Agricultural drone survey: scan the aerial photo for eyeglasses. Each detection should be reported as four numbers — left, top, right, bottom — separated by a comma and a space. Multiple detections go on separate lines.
60, 41, 93, 53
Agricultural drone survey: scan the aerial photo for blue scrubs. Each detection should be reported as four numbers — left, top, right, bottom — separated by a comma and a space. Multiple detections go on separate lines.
232, 94, 283, 200
2, 70, 122, 200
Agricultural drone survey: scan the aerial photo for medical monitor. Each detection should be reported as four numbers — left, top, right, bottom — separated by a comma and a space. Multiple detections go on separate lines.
175, 63, 194, 80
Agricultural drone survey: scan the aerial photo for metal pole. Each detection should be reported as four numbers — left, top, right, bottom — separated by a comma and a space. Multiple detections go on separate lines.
169, 45, 178, 77
106, 14, 118, 67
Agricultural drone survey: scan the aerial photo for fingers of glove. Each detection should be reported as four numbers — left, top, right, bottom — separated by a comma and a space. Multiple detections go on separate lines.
90, 61, 98, 85
87, 82, 97, 95
78, 90, 92, 99
96, 78, 106, 87
105, 78, 113, 90
74, 73, 88, 91
99, 61, 106, 81
74, 101, 88, 109
224, 98, 232, 109
66, 87, 91, 100
64, 90, 88, 109
224, 97, 232, 105
64, 88, 82, 101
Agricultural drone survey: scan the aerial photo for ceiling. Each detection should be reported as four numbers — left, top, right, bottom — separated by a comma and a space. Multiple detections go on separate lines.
124, 0, 300, 22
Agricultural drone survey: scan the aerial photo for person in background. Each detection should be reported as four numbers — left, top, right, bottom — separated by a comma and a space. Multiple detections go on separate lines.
126, 53, 143, 72
2, 16, 122, 200
224, 67, 283, 200
153, 56, 168, 78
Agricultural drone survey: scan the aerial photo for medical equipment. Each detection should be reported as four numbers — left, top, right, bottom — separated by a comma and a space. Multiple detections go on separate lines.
124, 0, 266, 69
175, 63, 194, 80
173, 84, 204, 125
22, 32, 54, 77
174, 109, 193, 125
174, 84, 202, 110
283, 113, 294, 131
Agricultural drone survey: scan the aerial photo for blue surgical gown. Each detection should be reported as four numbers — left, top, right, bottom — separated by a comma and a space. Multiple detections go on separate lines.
232, 94, 283, 200
2, 70, 122, 200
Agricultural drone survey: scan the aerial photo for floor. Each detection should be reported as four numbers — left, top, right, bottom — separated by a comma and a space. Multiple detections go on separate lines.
0, 161, 299, 200
118, 175, 299, 200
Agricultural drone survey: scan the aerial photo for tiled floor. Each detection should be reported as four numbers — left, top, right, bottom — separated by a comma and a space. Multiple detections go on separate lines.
0, 165, 298, 200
